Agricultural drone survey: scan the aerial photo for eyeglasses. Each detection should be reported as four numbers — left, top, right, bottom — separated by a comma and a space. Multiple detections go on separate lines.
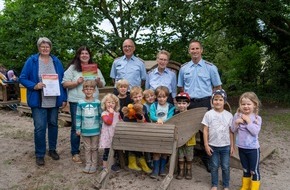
123, 45, 133, 49
40, 46, 50, 49
158, 58, 168, 62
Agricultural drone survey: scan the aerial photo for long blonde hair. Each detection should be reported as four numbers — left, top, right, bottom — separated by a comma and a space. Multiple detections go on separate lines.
101, 93, 120, 112
237, 92, 261, 115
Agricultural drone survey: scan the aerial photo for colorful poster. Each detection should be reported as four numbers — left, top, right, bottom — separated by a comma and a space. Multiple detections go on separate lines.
41, 74, 60, 96
82, 64, 98, 80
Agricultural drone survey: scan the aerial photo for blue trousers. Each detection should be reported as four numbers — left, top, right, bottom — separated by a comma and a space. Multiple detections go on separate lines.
69, 102, 81, 156
31, 107, 59, 158
239, 147, 261, 181
209, 145, 230, 188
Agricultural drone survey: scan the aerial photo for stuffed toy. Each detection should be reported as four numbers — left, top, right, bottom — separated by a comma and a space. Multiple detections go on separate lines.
121, 103, 144, 121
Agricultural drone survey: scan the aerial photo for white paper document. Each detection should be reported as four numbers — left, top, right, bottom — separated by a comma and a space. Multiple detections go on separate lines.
41, 74, 60, 96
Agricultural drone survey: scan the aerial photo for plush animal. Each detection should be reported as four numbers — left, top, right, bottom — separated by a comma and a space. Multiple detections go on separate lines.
121, 103, 144, 121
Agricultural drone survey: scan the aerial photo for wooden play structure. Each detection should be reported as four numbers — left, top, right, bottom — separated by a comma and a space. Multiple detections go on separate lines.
0, 82, 20, 110
95, 107, 208, 190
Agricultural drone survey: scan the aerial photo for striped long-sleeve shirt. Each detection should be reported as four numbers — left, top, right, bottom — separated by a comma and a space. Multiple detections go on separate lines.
76, 99, 101, 136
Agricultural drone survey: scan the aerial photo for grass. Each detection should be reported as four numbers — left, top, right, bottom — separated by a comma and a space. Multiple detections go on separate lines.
267, 113, 290, 131
260, 109, 290, 132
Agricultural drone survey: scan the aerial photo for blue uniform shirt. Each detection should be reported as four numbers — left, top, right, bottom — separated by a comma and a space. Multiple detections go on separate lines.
145, 67, 177, 98
110, 55, 146, 89
177, 59, 222, 99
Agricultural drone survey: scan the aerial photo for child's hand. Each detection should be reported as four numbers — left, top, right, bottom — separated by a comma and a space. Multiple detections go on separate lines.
76, 131, 81, 136
235, 118, 244, 125
241, 114, 251, 124
205, 144, 213, 156
136, 116, 145, 123
156, 118, 164, 124
107, 107, 114, 113
230, 145, 235, 156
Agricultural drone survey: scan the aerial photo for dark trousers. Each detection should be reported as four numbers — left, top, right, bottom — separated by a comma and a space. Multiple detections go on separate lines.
189, 96, 211, 172
239, 148, 261, 181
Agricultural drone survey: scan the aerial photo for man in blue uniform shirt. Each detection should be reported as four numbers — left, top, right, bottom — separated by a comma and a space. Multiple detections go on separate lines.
177, 40, 222, 109
110, 39, 146, 94
177, 40, 222, 172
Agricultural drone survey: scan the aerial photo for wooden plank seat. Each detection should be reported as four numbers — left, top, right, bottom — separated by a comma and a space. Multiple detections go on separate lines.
95, 122, 177, 190
95, 107, 208, 190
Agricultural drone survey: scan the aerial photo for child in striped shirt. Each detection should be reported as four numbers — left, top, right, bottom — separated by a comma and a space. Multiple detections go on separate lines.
76, 80, 101, 174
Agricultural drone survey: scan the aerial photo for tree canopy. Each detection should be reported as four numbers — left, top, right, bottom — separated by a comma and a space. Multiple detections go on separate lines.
0, 0, 289, 103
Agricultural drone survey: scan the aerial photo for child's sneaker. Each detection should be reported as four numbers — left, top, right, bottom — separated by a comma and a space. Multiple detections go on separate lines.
83, 165, 90, 173
89, 166, 97, 174
72, 154, 82, 164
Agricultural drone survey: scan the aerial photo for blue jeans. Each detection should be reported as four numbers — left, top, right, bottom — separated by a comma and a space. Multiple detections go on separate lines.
69, 102, 80, 155
31, 107, 59, 158
209, 145, 230, 188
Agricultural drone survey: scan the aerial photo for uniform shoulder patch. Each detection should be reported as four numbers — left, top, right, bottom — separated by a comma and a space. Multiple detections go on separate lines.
136, 57, 145, 63
114, 56, 122, 61
204, 60, 213, 66
147, 69, 153, 74
181, 62, 189, 67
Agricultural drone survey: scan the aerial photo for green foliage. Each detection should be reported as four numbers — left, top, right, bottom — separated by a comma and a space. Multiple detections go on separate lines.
0, 0, 289, 104
224, 44, 262, 91
95, 54, 114, 86
221, 0, 290, 89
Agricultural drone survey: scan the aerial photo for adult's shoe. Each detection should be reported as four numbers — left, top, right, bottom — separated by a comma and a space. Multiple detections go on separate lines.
36, 157, 45, 166
48, 150, 60, 160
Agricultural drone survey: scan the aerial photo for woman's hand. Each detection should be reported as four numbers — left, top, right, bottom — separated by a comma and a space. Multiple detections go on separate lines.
95, 77, 102, 88
76, 131, 81, 136
76, 77, 84, 86
34, 82, 45, 90
60, 102, 67, 109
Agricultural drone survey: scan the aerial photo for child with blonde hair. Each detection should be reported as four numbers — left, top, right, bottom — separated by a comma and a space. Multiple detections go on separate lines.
99, 93, 121, 170
142, 89, 156, 168
122, 86, 152, 174
76, 80, 101, 174
143, 89, 156, 113
231, 92, 262, 190
116, 79, 133, 119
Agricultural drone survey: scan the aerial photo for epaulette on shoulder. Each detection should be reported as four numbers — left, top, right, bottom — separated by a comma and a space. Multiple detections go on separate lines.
147, 69, 154, 74
136, 57, 145, 63
181, 62, 188, 67
114, 56, 122, 61
204, 60, 213, 66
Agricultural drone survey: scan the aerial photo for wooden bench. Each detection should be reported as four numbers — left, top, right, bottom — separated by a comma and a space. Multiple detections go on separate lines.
95, 107, 208, 190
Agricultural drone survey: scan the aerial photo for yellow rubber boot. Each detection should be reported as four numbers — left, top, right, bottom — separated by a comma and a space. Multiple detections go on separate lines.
128, 154, 141, 171
139, 157, 152, 174
240, 177, 251, 190
251, 180, 260, 190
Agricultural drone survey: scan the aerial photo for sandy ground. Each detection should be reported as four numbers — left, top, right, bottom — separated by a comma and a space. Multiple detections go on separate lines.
0, 107, 290, 190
